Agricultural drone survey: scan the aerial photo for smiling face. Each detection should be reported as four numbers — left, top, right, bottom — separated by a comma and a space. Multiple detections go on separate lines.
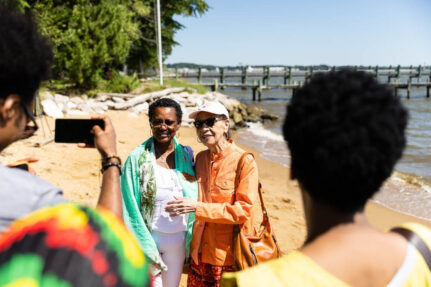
195, 112, 229, 148
150, 107, 181, 145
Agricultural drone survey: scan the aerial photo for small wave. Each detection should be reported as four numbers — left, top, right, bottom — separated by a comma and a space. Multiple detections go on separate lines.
390, 170, 431, 194
243, 122, 285, 142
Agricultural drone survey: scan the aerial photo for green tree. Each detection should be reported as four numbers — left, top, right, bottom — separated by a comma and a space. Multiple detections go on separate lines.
3, 0, 209, 88
5, 0, 138, 88
127, 0, 209, 71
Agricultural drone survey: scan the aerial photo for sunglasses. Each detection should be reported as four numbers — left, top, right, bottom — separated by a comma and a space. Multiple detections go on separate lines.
20, 102, 39, 139
193, 116, 225, 129
151, 119, 177, 127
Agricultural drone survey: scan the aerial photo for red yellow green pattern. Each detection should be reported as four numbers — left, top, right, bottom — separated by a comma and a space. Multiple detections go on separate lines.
0, 204, 150, 287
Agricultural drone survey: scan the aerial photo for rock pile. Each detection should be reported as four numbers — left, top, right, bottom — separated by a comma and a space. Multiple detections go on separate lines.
40, 88, 278, 128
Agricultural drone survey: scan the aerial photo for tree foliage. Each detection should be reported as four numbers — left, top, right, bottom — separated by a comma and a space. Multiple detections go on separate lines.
127, 0, 209, 71
2, 0, 208, 89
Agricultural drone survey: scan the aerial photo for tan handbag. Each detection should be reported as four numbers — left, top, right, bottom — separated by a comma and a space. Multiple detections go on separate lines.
233, 152, 281, 270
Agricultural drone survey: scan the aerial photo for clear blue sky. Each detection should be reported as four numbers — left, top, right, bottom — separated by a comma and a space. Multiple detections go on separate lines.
166, 0, 431, 66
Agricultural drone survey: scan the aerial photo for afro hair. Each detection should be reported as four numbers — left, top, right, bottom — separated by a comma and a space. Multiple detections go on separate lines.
283, 70, 408, 213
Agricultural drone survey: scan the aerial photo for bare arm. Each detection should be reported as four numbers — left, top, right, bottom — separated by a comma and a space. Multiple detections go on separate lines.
79, 115, 122, 218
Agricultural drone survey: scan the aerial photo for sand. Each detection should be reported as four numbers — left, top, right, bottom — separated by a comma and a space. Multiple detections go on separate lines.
1, 111, 430, 285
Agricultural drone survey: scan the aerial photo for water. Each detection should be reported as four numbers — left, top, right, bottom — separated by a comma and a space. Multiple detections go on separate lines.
188, 75, 431, 220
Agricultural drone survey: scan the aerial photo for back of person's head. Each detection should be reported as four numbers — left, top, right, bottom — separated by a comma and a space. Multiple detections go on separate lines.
148, 98, 183, 123
0, 203, 151, 286
283, 70, 407, 213
0, 8, 53, 105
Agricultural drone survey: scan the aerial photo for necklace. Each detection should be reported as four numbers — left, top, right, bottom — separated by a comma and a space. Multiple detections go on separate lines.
159, 154, 168, 165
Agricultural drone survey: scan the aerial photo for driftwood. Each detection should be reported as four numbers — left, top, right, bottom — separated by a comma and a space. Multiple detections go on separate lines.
108, 88, 187, 110
97, 87, 185, 100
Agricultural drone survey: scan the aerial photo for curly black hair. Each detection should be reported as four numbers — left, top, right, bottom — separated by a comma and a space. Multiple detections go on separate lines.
148, 98, 183, 123
283, 70, 408, 213
0, 8, 53, 105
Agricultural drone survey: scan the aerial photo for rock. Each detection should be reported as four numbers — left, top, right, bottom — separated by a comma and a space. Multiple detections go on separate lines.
54, 93, 69, 104
132, 102, 149, 114
67, 102, 77, 110
41, 99, 64, 118
67, 110, 88, 116
246, 105, 263, 117
39, 91, 53, 101
244, 114, 261, 122
232, 110, 243, 124
70, 97, 85, 104
261, 113, 279, 121
112, 97, 125, 103
238, 103, 248, 117
104, 100, 116, 109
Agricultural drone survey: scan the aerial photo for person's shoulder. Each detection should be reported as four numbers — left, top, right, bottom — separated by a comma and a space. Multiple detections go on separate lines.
223, 251, 349, 287
127, 142, 152, 159
0, 164, 61, 196
195, 149, 210, 162
231, 142, 255, 162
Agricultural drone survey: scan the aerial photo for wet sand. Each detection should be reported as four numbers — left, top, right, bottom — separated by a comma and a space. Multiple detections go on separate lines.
1, 111, 429, 286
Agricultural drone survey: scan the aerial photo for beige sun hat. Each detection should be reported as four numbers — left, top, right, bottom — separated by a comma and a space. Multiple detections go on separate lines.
189, 101, 229, 119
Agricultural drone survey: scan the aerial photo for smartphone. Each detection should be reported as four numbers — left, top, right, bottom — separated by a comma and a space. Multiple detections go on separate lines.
55, 119, 105, 145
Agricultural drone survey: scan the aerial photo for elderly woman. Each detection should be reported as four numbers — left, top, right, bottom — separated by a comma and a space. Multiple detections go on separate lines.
165, 101, 258, 287
121, 98, 198, 287
222, 70, 431, 286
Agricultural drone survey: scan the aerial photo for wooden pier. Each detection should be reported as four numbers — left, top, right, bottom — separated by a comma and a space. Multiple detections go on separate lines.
165, 65, 431, 101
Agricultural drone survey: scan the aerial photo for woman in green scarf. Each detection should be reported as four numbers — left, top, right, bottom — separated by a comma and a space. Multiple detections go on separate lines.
121, 98, 198, 287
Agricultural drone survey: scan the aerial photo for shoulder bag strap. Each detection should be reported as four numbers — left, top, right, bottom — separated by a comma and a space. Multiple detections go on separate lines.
391, 227, 431, 270
234, 152, 268, 220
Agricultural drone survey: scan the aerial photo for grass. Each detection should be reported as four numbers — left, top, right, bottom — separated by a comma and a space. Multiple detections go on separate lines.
143, 79, 209, 94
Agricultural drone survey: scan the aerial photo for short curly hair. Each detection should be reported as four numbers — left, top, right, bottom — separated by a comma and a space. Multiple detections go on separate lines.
283, 70, 407, 213
148, 98, 183, 123
0, 8, 53, 104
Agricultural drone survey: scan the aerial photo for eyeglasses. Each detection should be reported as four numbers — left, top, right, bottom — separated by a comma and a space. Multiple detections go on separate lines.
20, 102, 39, 139
193, 116, 224, 129
151, 119, 177, 127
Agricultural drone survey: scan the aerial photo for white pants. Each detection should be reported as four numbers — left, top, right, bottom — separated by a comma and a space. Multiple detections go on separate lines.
152, 230, 186, 287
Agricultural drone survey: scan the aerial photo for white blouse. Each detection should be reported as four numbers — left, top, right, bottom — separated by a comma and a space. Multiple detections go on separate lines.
151, 163, 189, 233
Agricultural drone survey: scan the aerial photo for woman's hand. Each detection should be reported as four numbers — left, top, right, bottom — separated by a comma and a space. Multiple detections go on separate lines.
165, 197, 197, 217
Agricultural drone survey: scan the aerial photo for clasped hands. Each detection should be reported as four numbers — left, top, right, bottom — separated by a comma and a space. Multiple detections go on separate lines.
165, 197, 197, 217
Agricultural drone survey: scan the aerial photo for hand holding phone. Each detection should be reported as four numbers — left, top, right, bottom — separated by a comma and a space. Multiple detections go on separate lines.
86, 115, 117, 158
55, 118, 105, 145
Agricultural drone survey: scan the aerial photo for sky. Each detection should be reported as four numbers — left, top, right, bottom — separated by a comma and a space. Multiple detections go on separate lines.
166, 0, 431, 66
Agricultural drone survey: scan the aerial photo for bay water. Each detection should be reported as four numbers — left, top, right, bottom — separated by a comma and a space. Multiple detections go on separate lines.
188, 75, 431, 220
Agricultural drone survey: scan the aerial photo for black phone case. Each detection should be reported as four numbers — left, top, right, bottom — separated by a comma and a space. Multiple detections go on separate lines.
54, 119, 105, 145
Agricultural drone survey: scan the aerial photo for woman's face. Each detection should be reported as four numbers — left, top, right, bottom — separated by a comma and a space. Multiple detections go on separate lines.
150, 107, 181, 144
195, 112, 229, 147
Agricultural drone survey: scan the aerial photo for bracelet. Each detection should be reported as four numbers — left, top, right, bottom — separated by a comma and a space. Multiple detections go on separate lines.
102, 155, 122, 165
101, 162, 122, 175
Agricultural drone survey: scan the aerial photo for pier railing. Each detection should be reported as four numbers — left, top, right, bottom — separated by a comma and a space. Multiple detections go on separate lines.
163, 66, 431, 101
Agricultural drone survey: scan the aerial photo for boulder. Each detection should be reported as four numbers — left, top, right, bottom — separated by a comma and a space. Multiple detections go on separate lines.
112, 97, 125, 103
54, 94, 69, 104
246, 105, 264, 117
232, 110, 243, 125
41, 99, 64, 118
39, 91, 53, 101
132, 102, 149, 114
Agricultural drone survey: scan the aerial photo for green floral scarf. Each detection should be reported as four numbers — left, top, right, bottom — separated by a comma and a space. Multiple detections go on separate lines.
121, 137, 198, 274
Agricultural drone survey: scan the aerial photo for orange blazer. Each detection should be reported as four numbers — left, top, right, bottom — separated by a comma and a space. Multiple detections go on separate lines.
190, 141, 258, 266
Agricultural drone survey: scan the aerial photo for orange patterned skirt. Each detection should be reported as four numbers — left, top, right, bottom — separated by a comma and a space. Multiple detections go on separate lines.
187, 254, 236, 287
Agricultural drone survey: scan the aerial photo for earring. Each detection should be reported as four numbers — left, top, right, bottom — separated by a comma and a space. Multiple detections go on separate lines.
176, 132, 180, 139
197, 136, 202, 143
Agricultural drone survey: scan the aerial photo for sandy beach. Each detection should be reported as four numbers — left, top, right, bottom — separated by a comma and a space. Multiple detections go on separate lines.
1, 110, 430, 285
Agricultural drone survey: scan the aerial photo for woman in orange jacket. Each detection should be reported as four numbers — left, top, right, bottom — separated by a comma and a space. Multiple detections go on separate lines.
165, 101, 258, 287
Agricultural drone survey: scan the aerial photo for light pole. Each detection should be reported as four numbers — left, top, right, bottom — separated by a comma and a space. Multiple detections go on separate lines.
155, 0, 163, 85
